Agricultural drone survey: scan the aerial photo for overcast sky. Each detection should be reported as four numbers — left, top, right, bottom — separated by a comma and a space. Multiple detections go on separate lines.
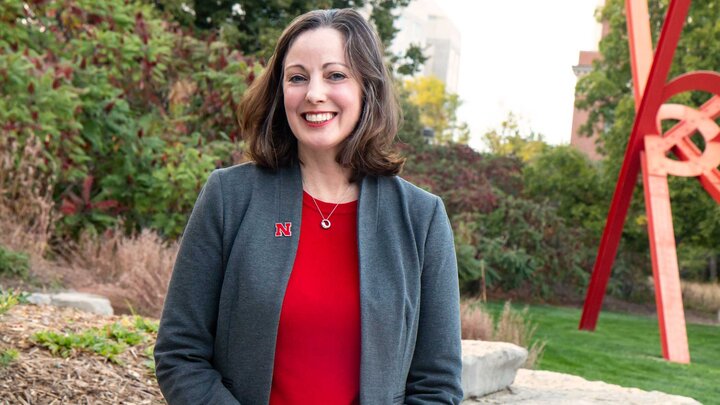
432, 0, 604, 149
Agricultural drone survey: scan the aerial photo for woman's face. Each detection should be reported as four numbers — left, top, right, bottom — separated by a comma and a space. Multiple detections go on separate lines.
282, 28, 363, 158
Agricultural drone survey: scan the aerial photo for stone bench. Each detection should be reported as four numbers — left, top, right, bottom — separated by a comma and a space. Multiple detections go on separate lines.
460, 340, 700, 404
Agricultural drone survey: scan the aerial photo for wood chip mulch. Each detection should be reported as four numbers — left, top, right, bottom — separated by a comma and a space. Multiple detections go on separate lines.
0, 304, 164, 404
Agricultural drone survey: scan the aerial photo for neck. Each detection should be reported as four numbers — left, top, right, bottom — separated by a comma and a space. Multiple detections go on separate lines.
299, 151, 357, 203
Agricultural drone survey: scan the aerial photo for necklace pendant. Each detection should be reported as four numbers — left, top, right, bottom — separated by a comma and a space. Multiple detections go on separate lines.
320, 219, 331, 229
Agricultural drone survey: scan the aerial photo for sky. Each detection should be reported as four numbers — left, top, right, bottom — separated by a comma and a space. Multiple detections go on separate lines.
429, 0, 604, 150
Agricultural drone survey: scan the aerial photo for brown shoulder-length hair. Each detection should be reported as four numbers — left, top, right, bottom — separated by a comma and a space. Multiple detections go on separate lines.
237, 8, 404, 179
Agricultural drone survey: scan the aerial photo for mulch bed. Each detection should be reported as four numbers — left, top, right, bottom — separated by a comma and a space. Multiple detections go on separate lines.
0, 304, 163, 404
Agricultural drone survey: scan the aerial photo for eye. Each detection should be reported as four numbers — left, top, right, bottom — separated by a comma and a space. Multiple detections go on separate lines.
287, 74, 306, 83
328, 72, 347, 81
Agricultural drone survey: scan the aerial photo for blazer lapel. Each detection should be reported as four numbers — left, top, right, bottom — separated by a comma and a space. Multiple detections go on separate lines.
357, 176, 405, 404
227, 164, 304, 405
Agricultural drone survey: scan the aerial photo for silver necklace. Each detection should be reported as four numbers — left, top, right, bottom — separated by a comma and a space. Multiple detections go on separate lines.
304, 180, 352, 230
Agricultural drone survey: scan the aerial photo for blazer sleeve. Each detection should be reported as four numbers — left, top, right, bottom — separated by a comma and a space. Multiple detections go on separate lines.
405, 197, 464, 404
154, 170, 240, 405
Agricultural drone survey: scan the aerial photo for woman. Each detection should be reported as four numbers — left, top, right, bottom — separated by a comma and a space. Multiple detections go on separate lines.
154, 8, 462, 405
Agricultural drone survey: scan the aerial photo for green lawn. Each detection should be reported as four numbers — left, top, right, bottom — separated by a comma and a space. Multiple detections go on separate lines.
482, 302, 719, 404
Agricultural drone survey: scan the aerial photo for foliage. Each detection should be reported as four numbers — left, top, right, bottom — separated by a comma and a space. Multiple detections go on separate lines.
31, 316, 157, 364
402, 143, 502, 217
473, 197, 593, 299
401, 141, 594, 300
678, 244, 718, 282
144, 345, 156, 373
133, 141, 218, 237
1, 0, 255, 241
105, 322, 145, 346
393, 43, 427, 76
0, 245, 30, 278
0, 348, 18, 367
32, 329, 127, 363
481, 112, 547, 161
0, 289, 20, 315
669, 176, 720, 280
402, 75, 469, 144
523, 146, 607, 235
395, 81, 427, 148
522, 145, 656, 299
134, 314, 160, 334
148, 0, 425, 75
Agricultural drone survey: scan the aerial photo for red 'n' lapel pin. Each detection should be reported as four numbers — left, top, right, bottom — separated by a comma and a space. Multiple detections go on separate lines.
274, 222, 292, 237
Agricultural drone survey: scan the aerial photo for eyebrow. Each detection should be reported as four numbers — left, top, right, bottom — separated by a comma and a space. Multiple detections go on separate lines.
284, 62, 350, 71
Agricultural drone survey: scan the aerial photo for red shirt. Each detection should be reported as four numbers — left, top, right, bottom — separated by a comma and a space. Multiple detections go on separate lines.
269, 191, 360, 405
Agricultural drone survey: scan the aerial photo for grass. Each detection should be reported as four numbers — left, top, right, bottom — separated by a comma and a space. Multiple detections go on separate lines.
481, 301, 719, 404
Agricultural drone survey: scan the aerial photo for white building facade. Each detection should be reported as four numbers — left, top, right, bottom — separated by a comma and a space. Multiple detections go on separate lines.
391, 0, 461, 93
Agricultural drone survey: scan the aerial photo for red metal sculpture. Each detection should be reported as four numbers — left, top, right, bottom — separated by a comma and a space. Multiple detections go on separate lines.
579, 0, 720, 363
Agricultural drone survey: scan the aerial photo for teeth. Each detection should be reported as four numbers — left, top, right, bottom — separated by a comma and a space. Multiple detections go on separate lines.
305, 113, 334, 123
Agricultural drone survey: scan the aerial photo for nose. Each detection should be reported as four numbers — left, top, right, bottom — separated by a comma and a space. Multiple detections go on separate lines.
305, 77, 327, 104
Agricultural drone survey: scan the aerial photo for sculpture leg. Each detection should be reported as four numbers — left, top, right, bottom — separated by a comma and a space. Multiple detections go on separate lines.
641, 151, 690, 363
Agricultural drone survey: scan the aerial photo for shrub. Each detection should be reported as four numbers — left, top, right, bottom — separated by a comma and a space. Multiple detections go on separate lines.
1, 0, 255, 243
460, 299, 493, 341
0, 245, 30, 278
67, 228, 176, 316
133, 142, 217, 238
494, 302, 546, 368
31, 316, 157, 365
403, 142, 594, 301
0, 133, 56, 257
0, 289, 20, 315
0, 348, 18, 367
464, 196, 593, 300
680, 280, 720, 314
523, 146, 606, 233
460, 299, 546, 368
401, 143, 503, 218
32, 329, 127, 364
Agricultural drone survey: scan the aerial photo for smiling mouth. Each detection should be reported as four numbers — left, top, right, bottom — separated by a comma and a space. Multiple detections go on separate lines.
303, 112, 337, 124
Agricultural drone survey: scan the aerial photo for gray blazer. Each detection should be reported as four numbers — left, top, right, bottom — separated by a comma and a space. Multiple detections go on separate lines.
154, 162, 463, 404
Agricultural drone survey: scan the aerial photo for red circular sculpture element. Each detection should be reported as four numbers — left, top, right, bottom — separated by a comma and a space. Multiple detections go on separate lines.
646, 71, 720, 177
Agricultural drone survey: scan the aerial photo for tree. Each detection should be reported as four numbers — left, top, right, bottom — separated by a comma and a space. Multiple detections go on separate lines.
523, 146, 606, 233
481, 113, 546, 162
146, 0, 425, 72
394, 43, 428, 76
403, 75, 469, 144
395, 82, 426, 148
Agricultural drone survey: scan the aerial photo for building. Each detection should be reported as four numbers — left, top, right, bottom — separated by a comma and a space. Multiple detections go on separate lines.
391, 0, 461, 93
570, 0, 609, 161
570, 50, 604, 161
